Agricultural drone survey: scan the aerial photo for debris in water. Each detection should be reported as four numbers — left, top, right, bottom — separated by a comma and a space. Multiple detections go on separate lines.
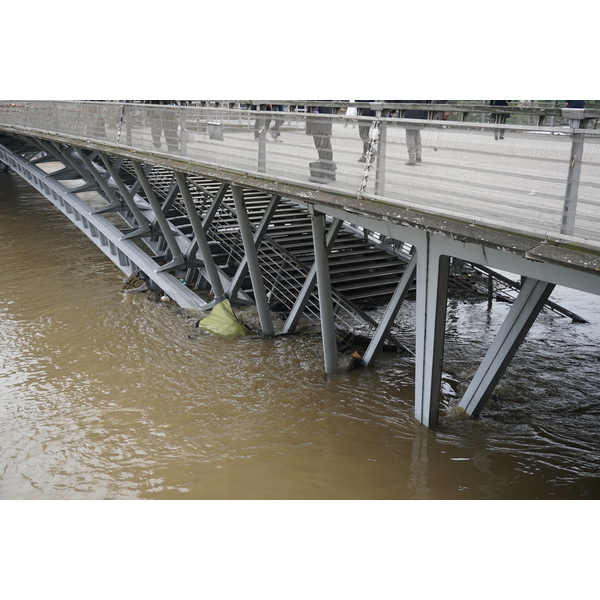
121, 274, 148, 293
345, 351, 363, 371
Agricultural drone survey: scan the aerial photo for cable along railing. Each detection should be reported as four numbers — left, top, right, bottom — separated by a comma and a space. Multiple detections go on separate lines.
1, 100, 600, 252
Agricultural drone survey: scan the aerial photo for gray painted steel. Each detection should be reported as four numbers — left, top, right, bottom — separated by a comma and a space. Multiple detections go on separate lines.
0, 144, 208, 309
231, 185, 274, 336
174, 171, 226, 303
459, 278, 555, 417
1, 101, 599, 430
310, 207, 339, 374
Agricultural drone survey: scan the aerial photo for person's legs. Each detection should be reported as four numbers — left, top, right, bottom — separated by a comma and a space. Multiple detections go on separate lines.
405, 128, 417, 164
150, 108, 162, 147
498, 114, 506, 139
270, 105, 284, 140
162, 111, 178, 152
358, 124, 370, 161
312, 135, 335, 180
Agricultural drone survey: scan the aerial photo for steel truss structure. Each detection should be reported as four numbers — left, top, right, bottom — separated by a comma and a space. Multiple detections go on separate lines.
1, 108, 599, 428
0, 133, 413, 343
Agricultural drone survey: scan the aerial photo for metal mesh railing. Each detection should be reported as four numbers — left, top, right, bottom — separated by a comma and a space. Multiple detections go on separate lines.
2, 100, 600, 250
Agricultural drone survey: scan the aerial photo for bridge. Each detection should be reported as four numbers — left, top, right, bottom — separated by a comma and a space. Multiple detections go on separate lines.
1, 100, 599, 429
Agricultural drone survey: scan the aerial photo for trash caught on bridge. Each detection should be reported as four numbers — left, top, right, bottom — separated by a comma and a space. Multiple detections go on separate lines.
196, 299, 252, 336
121, 274, 148, 293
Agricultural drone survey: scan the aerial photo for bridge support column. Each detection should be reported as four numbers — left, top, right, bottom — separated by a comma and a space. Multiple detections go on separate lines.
231, 185, 274, 336
459, 278, 555, 418
174, 171, 226, 304
309, 206, 338, 374
282, 218, 343, 334
363, 253, 417, 367
414, 236, 450, 429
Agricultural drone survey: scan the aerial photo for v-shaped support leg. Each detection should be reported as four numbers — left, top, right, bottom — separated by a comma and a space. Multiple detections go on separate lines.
459, 278, 555, 418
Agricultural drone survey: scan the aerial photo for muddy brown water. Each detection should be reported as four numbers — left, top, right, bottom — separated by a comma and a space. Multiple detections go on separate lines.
2, 171, 600, 499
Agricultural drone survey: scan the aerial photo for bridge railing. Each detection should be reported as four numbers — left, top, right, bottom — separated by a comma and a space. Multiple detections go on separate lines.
1, 100, 600, 250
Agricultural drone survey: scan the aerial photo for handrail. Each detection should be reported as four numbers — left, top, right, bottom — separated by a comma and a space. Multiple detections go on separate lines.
1, 100, 600, 251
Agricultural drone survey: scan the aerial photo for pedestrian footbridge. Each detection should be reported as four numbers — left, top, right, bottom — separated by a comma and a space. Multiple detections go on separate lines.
1, 100, 599, 428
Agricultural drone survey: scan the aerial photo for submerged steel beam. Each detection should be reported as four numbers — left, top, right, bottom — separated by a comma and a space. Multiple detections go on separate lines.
459, 278, 555, 418
414, 236, 450, 429
310, 206, 338, 374
282, 217, 343, 334
231, 185, 274, 336
174, 171, 226, 303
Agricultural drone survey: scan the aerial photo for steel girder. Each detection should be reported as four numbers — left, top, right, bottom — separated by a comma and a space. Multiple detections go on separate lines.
311, 201, 599, 428
4, 132, 594, 430
458, 278, 555, 418
0, 141, 208, 309
231, 185, 274, 336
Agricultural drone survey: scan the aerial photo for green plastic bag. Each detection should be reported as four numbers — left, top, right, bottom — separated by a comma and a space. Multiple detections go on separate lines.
197, 299, 252, 336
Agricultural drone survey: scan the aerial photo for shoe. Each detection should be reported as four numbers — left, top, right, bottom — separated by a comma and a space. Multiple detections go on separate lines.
416, 154, 422, 163
273, 136, 282, 142
358, 154, 366, 163
405, 159, 417, 166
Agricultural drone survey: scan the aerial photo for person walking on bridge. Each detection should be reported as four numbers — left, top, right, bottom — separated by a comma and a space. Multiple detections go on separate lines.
149, 100, 179, 153
269, 104, 285, 141
357, 101, 376, 163
306, 105, 337, 182
565, 100, 585, 127
398, 101, 430, 166
490, 100, 510, 140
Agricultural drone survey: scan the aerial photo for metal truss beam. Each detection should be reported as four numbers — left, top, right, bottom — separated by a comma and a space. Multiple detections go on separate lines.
310, 206, 338, 374
53, 143, 102, 193
414, 236, 450, 429
131, 160, 202, 273
0, 142, 206, 309
231, 185, 274, 336
459, 278, 555, 418
282, 217, 343, 334
227, 193, 281, 300
362, 252, 417, 366
97, 152, 153, 239
74, 148, 126, 213
174, 171, 226, 305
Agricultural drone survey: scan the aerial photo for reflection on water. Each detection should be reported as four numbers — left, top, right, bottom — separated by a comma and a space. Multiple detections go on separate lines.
1, 171, 600, 499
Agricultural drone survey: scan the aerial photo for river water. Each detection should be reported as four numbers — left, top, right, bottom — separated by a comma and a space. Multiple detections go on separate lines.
1, 170, 600, 500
